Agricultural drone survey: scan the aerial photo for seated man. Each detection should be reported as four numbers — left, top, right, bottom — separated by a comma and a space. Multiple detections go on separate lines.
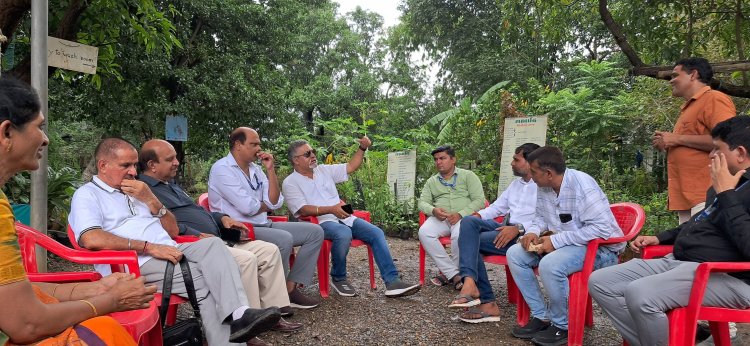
138, 139, 302, 336
451, 143, 539, 323
507, 146, 624, 346
69, 138, 281, 345
418, 145, 485, 289
208, 127, 324, 309
589, 116, 750, 346
282, 138, 420, 297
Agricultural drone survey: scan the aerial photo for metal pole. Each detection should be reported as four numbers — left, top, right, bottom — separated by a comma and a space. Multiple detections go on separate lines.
30, 0, 49, 272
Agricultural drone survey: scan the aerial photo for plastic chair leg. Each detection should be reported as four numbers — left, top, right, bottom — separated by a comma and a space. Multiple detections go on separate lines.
143, 322, 163, 346
567, 280, 588, 346
419, 244, 426, 286
318, 240, 331, 298
667, 309, 690, 346
505, 266, 517, 304
517, 299, 530, 326
709, 322, 731, 346
367, 245, 376, 290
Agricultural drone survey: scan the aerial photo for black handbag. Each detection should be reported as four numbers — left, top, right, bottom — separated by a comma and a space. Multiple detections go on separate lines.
160, 257, 204, 346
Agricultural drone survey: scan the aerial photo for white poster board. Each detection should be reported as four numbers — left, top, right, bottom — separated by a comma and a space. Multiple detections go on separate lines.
387, 150, 417, 206
165, 115, 188, 142
498, 116, 548, 195
47, 37, 98, 74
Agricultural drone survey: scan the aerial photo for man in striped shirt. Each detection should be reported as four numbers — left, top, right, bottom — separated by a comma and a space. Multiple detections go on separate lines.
507, 146, 624, 346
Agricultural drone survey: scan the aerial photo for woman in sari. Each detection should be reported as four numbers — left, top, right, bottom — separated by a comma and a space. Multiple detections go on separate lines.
0, 76, 157, 345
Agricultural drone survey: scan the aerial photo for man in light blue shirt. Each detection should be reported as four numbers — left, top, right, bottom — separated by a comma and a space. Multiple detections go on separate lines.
507, 146, 624, 346
208, 127, 324, 310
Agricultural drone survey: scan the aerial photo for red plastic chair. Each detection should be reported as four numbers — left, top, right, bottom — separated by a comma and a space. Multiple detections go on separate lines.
417, 200, 491, 286
66, 225, 195, 326
197, 193, 258, 239
16, 223, 162, 345
299, 212, 377, 298
514, 202, 645, 346
640, 245, 750, 346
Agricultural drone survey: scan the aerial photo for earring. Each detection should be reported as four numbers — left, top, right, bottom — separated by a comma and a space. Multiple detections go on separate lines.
5, 143, 11, 152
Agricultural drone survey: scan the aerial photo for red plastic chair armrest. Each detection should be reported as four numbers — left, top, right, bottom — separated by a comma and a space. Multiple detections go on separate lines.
299, 215, 320, 224
642, 245, 674, 259
268, 216, 288, 222
352, 210, 371, 222
27, 272, 103, 283
240, 223, 256, 240
174, 235, 200, 243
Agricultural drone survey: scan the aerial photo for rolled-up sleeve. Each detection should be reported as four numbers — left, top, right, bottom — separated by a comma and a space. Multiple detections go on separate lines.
260, 170, 284, 210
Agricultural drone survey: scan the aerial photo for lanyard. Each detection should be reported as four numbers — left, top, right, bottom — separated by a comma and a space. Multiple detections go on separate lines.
438, 174, 457, 189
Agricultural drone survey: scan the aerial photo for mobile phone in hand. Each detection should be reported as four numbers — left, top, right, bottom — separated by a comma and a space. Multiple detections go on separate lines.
341, 204, 354, 214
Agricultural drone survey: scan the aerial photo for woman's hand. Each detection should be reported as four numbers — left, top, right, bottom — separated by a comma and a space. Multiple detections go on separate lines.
104, 275, 157, 312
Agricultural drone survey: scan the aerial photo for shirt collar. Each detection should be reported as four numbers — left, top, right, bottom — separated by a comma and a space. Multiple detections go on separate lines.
138, 174, 166, 187
681, 85, 712, 110
92, 175, 118, 193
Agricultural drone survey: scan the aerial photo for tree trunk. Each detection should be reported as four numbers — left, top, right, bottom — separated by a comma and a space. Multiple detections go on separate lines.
632, 62, 750, 98
600, 0, 750, 98
0, 0, 30, 52
4, 0, 88, 83
735, 0, 748, 86
598, 0, 643, 68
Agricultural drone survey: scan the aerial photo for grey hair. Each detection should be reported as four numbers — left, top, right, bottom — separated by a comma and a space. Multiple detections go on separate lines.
287, 140, 309, 162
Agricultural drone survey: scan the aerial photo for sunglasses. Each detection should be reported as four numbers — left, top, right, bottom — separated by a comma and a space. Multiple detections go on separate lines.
295, 149, 316, 158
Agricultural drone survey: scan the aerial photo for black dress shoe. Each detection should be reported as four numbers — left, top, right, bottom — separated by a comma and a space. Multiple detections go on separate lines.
271, 317, 303, 332
229, 307, 281, 343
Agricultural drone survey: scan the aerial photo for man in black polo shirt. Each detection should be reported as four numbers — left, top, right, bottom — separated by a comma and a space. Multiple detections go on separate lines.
138, 139, 303, 340
589, 116, 750, 346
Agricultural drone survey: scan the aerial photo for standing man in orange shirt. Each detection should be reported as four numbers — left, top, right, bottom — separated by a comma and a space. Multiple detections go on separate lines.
653, 57, 736, 224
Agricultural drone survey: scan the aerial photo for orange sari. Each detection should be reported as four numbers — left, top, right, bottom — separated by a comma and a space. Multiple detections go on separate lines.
0, 192, 136, 346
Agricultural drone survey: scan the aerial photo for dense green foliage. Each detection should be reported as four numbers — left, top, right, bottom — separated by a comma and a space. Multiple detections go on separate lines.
2, 0, 750, 236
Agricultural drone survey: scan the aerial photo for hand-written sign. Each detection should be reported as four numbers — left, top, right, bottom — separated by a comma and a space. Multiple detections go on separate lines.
498, 116, 547, 195
47, 37, 98, 74
387, 150, 417, 206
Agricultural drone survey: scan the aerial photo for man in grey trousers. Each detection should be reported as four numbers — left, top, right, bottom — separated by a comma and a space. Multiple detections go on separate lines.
69, 138, 281, 345
208, 127, 324, 309
589, 116, 750, 346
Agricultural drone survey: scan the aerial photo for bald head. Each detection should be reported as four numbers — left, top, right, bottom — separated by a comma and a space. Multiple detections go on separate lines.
139, 139, 179, 181
229, 127, 258, 152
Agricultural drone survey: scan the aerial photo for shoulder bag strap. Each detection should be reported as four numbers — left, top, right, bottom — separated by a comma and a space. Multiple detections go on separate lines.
178, 256, 203, 321
159, 260, 176, 326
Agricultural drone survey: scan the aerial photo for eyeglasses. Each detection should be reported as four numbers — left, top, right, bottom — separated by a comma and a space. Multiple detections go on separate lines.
245, 172, 263, 191
123, 194, 136, 215
295, 149, 316, 158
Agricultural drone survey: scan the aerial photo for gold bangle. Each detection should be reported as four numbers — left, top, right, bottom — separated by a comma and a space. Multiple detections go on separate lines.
79, 299, 98, 316
316, 206, 319, 216
51, 284, 61, 299
68, 283, 81, 301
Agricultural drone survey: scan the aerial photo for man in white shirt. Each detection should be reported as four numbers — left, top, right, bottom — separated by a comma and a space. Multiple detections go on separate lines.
69, 138, 281, 345
282, 138, 420, 298
507, 146, 624, 346
451, 143, 539, 324
208, 127, 324, 309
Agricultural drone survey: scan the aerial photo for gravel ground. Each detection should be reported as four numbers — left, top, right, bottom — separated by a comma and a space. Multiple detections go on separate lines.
49, 236, 749, 345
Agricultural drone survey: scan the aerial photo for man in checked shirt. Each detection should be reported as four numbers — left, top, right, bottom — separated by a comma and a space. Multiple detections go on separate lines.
506, 146, 625, 346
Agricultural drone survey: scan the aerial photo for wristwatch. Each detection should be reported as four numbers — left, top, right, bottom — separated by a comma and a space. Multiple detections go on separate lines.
517, 224, 525, 235
154, 204, 168, 218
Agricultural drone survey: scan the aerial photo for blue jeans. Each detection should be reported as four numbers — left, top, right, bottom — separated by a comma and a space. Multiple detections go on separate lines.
458, 216, 518, 303
507, 242, 618, 330
319, 218, 400, 284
